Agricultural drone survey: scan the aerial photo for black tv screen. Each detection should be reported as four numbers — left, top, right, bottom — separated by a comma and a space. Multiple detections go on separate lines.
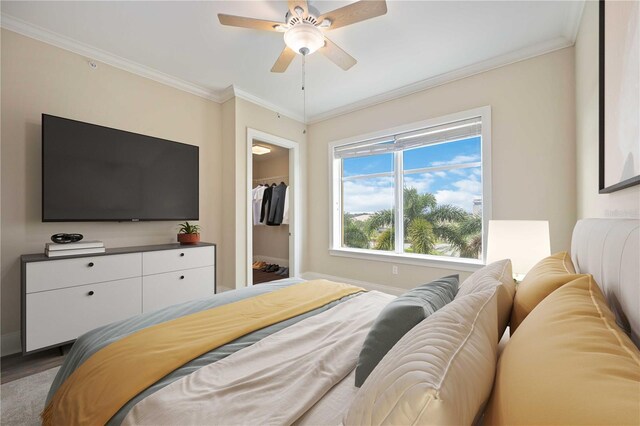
42, 114, 199, 222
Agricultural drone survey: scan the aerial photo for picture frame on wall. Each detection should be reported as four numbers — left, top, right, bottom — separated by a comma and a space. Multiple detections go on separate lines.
599, 0, 640, 193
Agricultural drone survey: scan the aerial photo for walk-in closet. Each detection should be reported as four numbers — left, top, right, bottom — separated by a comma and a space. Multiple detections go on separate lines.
251, 141, 290, 284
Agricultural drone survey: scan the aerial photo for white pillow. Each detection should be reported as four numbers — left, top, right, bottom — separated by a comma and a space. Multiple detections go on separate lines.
344, 288, 499, 426
457, 259, 514, 337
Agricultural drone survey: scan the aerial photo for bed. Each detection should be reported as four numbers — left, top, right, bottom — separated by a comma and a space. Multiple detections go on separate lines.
44, 219, 640, 426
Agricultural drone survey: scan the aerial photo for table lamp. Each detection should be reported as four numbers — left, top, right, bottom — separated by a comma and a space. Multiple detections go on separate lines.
486, 220, 551, 281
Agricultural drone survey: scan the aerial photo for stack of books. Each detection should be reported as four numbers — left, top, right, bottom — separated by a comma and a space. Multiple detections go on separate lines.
45, 240, 105, 257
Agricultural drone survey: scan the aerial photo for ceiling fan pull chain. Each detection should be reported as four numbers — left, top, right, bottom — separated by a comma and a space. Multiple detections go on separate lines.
302, 53, 307, 134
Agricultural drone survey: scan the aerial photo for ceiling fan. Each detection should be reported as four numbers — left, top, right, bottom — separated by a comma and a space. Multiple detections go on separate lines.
218, 0, 387, 73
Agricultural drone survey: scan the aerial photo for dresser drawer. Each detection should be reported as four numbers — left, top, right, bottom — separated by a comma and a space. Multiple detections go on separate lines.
142, 265, 215, 313
25, 277, 142, 352
142, 246, 215, 276
25, 253, 142, 293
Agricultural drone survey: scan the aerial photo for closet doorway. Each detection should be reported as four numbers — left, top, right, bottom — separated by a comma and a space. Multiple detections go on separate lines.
246, 129, 300, 286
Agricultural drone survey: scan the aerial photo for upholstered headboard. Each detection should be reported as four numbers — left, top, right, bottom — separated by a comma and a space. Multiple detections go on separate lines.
571, 219, 640, 347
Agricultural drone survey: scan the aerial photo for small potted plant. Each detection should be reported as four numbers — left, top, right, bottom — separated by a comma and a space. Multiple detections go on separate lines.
177, 222, 201, 245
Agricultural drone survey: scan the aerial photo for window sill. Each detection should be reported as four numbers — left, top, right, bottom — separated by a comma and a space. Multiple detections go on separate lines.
329, 248, 485, 272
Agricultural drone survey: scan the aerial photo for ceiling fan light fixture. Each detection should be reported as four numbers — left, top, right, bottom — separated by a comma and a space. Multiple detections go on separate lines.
284, 23, 325, 55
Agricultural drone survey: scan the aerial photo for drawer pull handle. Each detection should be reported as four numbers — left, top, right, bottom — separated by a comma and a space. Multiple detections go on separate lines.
180, 253, 185, 257
180, 275, 185, 280
88, 291, 95, 296
88, 262, 95, 267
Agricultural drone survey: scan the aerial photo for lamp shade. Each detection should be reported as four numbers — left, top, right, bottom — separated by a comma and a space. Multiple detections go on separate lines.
486, 220, 551, 278
284, 23, 325, 55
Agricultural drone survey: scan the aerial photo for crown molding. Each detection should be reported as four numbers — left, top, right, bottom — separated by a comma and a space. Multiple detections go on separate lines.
2, 4, 585, 126
0, 13, 226, 102
307, 35, 574, 124
564, 0, 586, 43
0, 13, 304, 120
217, 85, 236, 104
232, 86, 305, 123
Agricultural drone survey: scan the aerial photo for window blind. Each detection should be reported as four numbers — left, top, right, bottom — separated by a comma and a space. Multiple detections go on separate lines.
334, 117, 481, 159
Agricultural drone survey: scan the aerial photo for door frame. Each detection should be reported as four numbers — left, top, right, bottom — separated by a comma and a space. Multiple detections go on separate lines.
246, 128, 300, 286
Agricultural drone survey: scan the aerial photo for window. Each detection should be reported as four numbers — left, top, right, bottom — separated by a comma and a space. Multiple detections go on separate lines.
330, 108, 491, 267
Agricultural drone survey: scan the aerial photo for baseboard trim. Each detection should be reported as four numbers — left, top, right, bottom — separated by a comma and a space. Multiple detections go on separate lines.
1, 331, 21, 356
300, 272, 404, 296
253, 255, 289, 267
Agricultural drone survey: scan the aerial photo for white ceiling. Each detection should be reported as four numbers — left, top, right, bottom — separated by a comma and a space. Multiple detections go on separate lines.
1, 1, 584, 122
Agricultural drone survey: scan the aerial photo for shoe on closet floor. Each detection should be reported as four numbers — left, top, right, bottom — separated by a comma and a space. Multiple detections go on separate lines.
274, 267, 286, 275
267, 264, 280, 273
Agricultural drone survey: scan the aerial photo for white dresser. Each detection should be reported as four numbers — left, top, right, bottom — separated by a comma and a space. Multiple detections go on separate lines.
21, 243, 216, 353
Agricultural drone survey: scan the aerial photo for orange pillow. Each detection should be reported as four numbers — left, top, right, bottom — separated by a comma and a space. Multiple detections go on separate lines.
510, 252, 584, 332
485, 275, 640, 426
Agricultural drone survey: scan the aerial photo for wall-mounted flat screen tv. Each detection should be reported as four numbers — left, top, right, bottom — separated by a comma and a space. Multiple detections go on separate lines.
42, 114, 199, 222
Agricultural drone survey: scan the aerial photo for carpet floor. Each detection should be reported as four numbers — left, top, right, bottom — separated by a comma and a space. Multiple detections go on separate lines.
1, 366, 59, 425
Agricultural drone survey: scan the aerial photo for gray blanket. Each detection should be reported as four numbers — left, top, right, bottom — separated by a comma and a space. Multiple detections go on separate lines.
46, 278, 360, 425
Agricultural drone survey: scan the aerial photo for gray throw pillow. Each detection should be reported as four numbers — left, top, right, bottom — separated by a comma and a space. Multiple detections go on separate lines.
354, 275, 459, 387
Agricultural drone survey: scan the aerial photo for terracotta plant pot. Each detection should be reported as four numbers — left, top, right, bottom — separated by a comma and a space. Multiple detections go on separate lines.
177, 233, 200, 245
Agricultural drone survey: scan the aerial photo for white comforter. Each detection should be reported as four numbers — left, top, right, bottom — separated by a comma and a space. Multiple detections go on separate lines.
123, 291, 394, 426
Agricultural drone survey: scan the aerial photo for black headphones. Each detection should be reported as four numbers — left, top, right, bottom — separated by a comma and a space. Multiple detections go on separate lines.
51, 233, 84, 244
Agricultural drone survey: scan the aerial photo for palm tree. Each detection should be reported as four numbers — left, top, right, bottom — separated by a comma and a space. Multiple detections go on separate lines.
360, 186, 482, 258
374, 227, 394, 250
445, 213, 482, 258
343, 214, 369, 249
366, 209, 393, 235
402, 187, 469, 255
407, 217, 437, 254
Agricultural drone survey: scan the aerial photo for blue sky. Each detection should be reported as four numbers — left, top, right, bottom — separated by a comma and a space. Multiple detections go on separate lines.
342, 137, 482, 214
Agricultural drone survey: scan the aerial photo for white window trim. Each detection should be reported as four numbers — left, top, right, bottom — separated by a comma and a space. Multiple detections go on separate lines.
328, 106, 492, 269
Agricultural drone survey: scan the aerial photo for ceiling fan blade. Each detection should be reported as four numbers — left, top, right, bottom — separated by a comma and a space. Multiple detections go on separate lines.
320, 38, 357, 70
319, 0, 387, 30
218, 14, 283, 32
271, 47, 297, 73
288, 0, 309, 16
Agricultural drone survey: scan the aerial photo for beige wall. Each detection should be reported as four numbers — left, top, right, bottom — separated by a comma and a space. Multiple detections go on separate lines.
253, 153, 290, 263
575, 1, 640, 218
305, 47, 576, 289
0, 30, 223, 339
220, 98, 236, 289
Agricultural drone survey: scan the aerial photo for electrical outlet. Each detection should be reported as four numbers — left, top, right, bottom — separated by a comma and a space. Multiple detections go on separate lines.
392, 265, 398, 275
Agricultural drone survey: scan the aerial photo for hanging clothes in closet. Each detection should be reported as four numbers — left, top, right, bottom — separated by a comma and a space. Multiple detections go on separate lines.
253, 182, 289, 226
252, 185, 266, 225
267, 182, 287, 226
282, 186, 289, 225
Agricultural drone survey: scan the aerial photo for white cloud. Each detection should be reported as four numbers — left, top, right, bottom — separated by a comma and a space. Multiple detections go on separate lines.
343, 172, 483, 214
404, 173, 434, 194
343, 179, 394, 213
434, 176, 482, 212
431, 154, 481, 166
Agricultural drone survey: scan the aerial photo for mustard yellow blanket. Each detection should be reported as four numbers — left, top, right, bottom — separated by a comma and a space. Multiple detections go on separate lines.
42, 280, 364, 426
